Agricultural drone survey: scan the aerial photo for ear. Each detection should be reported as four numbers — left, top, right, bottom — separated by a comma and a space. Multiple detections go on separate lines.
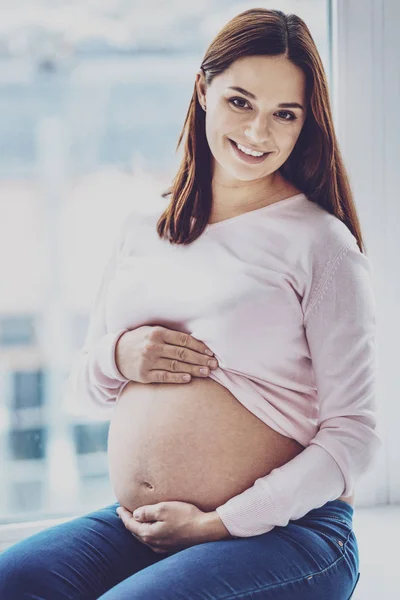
195, 69, 207, 109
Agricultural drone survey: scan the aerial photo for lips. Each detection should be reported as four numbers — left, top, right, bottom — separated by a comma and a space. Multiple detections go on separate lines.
228, 138, 271, 164
230, 139, 267, 154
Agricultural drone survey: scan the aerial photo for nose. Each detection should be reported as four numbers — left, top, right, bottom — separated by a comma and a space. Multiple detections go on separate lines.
244, 114, 271, 146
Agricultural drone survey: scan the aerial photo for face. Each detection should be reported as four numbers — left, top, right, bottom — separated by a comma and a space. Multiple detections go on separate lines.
195, 55, 308, 184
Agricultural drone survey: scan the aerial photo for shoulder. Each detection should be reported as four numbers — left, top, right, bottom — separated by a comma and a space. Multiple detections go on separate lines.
298, 197, 357, 251
297, 197, 373, 317
295, 198, 361, 281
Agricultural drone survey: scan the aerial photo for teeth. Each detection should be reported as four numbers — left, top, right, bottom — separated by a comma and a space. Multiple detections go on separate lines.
235, 141, 265, 157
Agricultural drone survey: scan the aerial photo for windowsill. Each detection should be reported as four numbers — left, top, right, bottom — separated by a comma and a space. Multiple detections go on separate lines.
0, 516, 75, 552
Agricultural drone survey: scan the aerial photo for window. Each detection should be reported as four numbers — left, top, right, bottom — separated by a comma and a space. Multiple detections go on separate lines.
73, 423, 109, 455
9, 429, 47, 461
13, 370, 45, 409
0, 0, 330, 529
0, 316, 35, 347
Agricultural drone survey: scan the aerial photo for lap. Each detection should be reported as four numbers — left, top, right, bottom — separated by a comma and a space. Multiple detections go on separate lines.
0, 500, 360, 600
99, 500, 360, 600
0, 502, 166, 600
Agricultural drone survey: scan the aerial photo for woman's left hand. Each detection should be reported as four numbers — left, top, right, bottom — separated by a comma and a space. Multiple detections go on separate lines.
116, 500, 229, 554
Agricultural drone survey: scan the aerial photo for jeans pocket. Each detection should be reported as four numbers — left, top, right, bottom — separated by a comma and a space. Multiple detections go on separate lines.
324, 517, 360, 583
328, 517, 353, 546
305, 514, 354, 559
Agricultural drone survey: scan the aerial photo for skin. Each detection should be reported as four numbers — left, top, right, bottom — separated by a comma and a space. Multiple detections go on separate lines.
117, 501, 232, 555
195, 54, 308, 223
117, 56, 318, 551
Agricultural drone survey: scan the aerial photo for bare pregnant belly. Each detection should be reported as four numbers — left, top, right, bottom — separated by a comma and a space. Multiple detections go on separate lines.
107, 377, 354, 514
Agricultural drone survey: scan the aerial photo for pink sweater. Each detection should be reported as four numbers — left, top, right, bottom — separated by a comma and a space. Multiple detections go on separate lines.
68, 192, 382, 538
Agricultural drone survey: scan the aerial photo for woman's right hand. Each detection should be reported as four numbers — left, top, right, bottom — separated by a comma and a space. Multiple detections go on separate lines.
115, 325, 219, 384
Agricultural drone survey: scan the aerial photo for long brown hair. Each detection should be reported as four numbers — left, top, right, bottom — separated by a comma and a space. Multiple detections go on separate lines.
156, 8, 366, 253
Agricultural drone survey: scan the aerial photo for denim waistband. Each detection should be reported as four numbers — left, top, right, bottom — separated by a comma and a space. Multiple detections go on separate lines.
304, 499, 354, 527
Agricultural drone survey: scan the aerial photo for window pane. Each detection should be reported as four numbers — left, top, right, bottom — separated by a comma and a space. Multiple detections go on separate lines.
73, 424, 109, 455
0, 316, 35, 347
9, 429, 47, 461
13, 370, 45, 409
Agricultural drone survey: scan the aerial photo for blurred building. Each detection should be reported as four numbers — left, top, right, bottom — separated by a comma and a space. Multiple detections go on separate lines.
0, 52, 195, 522
0, 0, 328, 522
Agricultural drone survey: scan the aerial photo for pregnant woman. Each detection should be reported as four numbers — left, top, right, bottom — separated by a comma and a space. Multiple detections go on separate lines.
0, 7, 381, 600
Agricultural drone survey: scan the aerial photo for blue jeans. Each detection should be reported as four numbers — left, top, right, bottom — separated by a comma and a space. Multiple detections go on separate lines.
0, 499, 360, 599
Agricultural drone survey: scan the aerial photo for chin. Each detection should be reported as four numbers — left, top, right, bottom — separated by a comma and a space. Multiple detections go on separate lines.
225, 164, 271, 182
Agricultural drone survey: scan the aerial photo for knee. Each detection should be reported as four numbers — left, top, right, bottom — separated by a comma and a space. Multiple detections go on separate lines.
0, 546, 46, 598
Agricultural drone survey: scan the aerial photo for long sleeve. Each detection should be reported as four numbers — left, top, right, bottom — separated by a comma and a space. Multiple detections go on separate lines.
215, 239, 382, 538
66, 219, 131, 408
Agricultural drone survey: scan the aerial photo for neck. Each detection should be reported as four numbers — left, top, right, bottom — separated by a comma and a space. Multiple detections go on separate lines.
209, 169, 289, 222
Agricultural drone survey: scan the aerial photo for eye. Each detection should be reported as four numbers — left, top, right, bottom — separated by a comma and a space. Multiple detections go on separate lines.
228, 99, 297, 122
276, 111, 297, 121
228, 97, 250, 109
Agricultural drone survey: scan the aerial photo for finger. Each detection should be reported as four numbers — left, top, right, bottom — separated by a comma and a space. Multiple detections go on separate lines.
118, 506, 153, 523
155, 358, 213, 379
116, 506, 132, 520
144, 537, 172, 554
133, 534, 152, 548
117, 508, 161, 543
147, 369, 193, 384
151, 547, 170, 554
116, 507, 133, 530
130, 524, 176, 554
161, 344, 218, 368
161, 328, 214, 357
117, 507, 145, 533
142, 542, 167, 553
130, 532, 163, 553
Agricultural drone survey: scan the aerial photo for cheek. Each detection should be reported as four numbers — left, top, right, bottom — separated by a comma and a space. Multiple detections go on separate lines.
288, 122, 304, 142
207, 105, 235, 135
205, 115, 231, 152
277, 126, 302, 154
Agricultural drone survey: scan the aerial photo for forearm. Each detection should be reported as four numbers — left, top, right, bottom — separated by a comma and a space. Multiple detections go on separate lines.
199, 510, 235, 541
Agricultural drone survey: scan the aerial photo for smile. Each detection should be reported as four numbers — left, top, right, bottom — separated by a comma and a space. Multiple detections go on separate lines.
229, 139, 271, 164
234, 141, 265, 156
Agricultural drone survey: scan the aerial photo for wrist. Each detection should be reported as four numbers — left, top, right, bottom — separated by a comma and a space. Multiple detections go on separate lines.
198, 510, 235, 541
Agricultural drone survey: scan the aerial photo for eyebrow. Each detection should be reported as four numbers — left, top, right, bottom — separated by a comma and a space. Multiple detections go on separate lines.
227, 86, 304, 110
